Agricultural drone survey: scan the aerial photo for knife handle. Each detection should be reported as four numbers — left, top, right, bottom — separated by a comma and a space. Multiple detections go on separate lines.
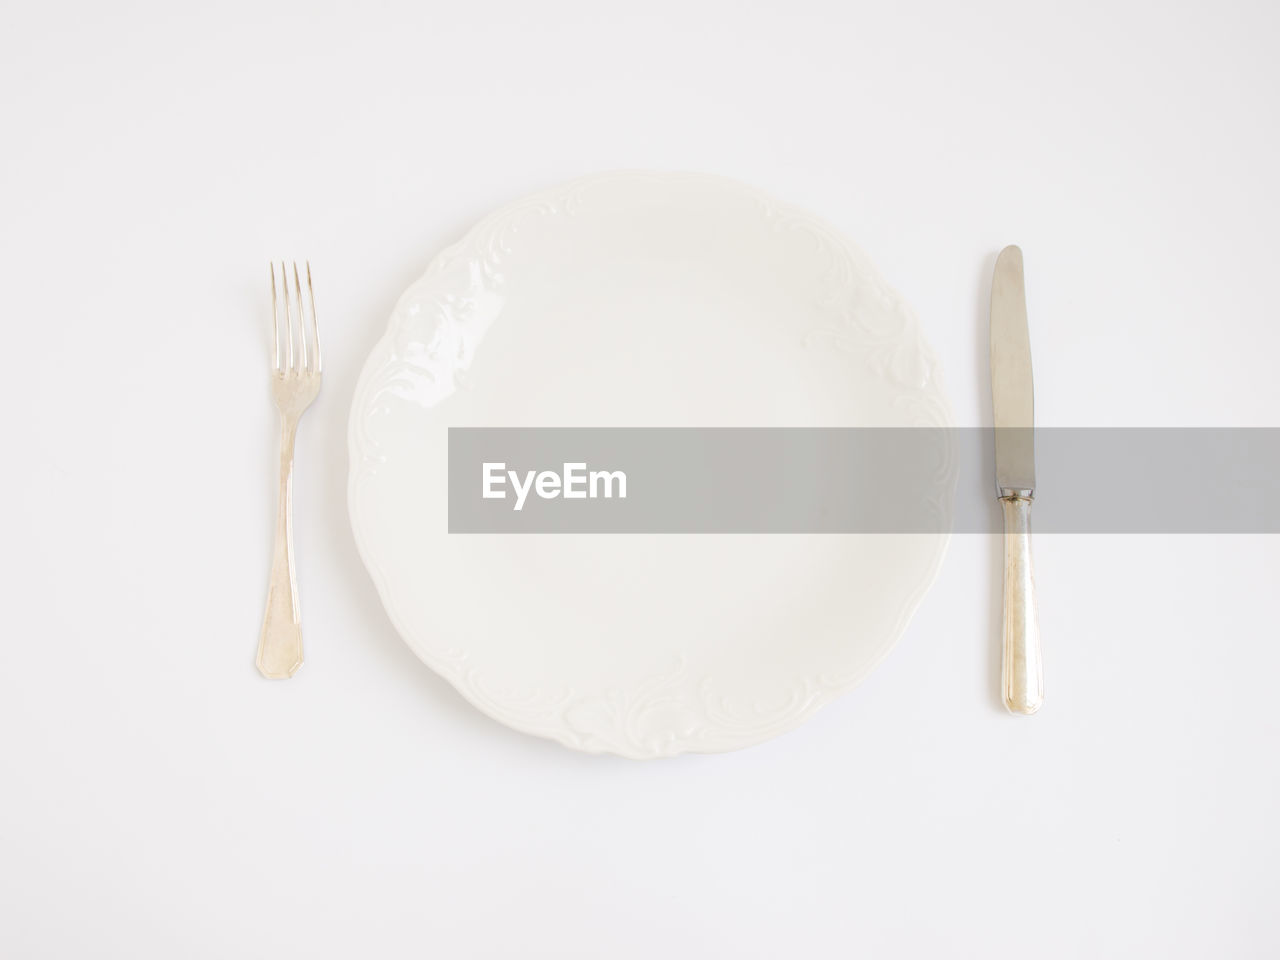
999, 495, 1043, 715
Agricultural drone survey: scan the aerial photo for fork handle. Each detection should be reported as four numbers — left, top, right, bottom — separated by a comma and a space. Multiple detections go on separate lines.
257, 417, 304, 678
1000, 495, 1042, 714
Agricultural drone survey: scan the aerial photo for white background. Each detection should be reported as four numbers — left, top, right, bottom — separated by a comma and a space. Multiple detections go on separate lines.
2, 0, 1278, 957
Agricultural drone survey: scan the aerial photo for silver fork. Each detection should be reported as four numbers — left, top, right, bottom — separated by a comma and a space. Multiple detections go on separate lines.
257, 261, 322, 678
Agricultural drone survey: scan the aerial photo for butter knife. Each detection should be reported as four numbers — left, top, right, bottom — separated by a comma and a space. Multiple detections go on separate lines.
990, 245, 1043, 714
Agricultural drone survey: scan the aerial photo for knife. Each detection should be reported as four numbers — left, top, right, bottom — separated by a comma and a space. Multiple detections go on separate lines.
990, 245, 1043, 715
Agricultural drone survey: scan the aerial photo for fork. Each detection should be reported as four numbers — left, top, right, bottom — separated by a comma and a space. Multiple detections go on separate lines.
257, 261, 322, 678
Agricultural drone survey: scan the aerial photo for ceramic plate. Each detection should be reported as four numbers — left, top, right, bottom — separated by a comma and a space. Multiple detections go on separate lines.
349, 172, 951, 758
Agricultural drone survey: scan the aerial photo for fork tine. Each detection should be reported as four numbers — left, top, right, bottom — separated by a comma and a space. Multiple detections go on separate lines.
269, 263, 280, 372
305, 261, 321, 373
292, 262, 308, 373
281, 260, 296, 372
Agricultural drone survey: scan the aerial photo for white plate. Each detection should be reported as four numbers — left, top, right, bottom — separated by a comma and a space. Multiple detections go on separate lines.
349, 172, 951, 758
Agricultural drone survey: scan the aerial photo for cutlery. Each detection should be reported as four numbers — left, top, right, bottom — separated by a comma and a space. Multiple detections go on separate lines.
990, 245, 1042, 714
257, 262, 321, 679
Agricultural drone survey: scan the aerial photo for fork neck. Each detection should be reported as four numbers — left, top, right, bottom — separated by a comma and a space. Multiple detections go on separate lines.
278, 416, 299, 466
274, 416, 300, 550
276, 417, 300, 483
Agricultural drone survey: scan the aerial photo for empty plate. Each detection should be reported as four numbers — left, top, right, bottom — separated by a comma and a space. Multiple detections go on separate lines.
349, 172, 951, 757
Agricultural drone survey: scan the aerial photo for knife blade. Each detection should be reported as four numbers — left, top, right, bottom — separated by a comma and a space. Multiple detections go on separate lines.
990, 245, 1043, 715
991, 245, 1035, 496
